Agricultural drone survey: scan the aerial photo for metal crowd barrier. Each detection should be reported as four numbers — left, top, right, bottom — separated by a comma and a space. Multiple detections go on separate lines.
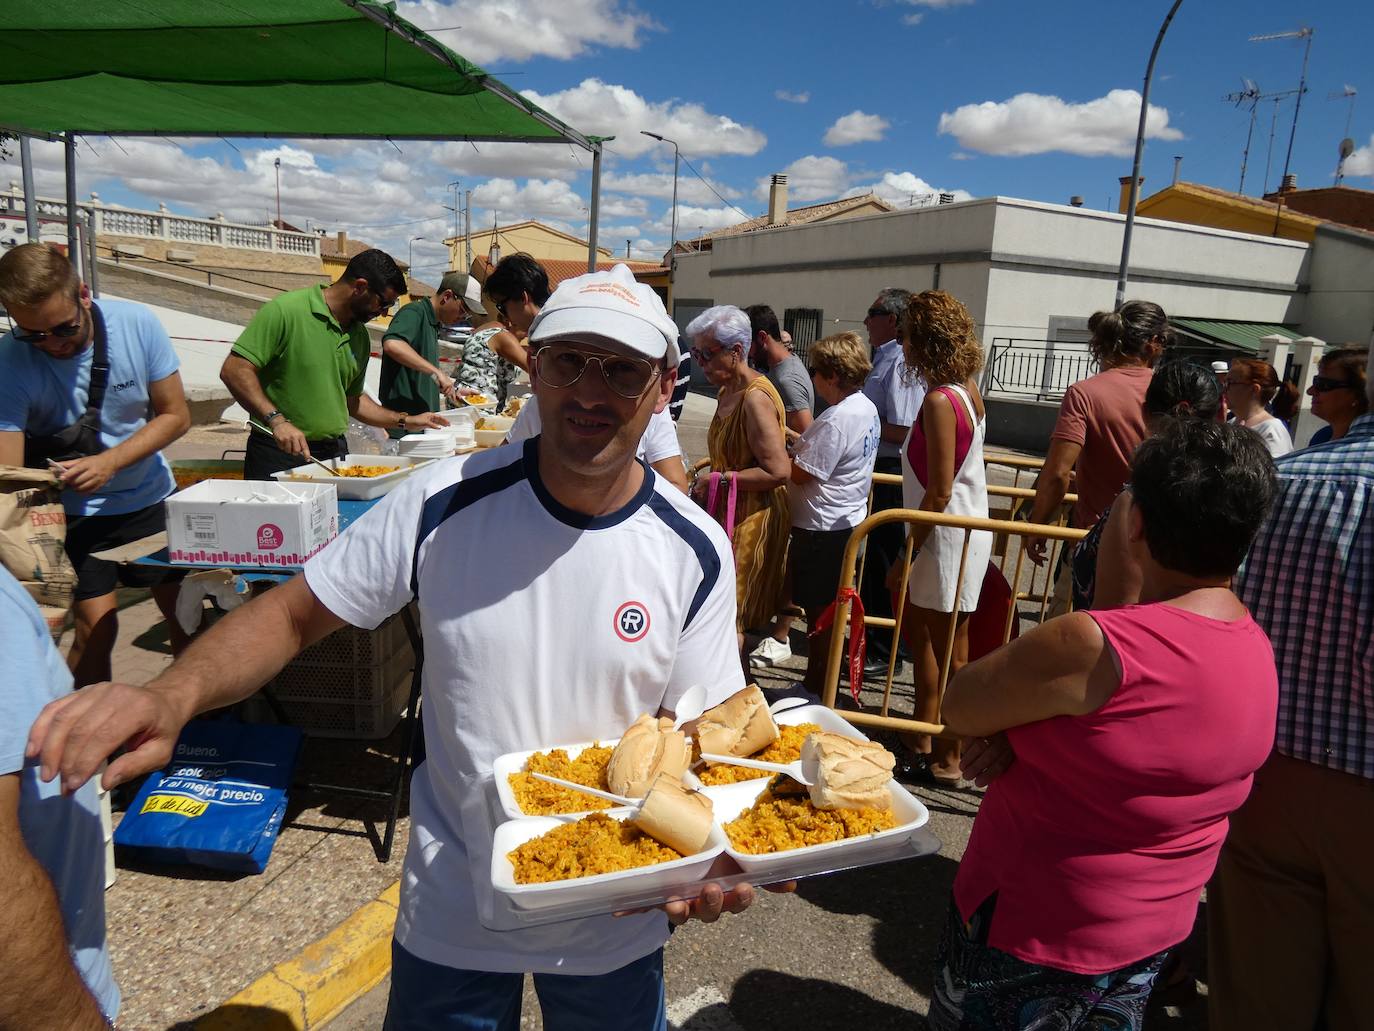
818, 508, 1087, 738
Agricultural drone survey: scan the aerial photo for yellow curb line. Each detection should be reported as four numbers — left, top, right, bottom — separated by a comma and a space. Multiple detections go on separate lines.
194, 880, 401, 1030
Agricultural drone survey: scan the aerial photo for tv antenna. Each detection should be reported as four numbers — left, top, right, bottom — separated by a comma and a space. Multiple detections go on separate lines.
1223, 79, 1300, 194
1330, 86, 1358, 185
1250, 27, 1314, 195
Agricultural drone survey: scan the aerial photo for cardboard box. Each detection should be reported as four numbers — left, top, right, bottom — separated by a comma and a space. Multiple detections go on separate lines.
166, 480, 338, 568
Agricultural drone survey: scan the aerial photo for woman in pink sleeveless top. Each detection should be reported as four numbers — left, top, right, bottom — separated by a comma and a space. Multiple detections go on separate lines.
930, 418, 1280, 1029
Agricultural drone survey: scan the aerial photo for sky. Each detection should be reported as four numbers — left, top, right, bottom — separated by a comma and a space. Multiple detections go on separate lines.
4, 0, 1373, 282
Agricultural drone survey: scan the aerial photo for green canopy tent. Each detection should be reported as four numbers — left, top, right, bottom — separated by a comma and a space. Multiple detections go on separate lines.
1, 0, 608, 270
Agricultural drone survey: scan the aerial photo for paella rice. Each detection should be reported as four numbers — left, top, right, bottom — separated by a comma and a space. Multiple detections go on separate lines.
508, 812, 683, 883
724, 783, 896, 854
508, 744, 615, 815
696, 723, 824, 785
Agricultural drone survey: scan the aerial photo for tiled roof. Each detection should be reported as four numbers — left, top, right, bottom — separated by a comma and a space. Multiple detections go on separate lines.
676, 193, 894, 251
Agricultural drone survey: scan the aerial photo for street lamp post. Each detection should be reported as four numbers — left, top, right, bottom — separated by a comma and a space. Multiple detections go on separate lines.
1115, 0, 1185, 311
408, 235, 426, 272
274, 157, 282, 228
640, 131, 679, 277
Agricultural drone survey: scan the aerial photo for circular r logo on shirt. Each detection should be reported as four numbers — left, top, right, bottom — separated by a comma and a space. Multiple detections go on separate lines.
614, 601, 651, 642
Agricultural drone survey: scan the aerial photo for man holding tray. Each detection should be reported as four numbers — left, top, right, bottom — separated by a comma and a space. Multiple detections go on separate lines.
27, 263, 756, 1030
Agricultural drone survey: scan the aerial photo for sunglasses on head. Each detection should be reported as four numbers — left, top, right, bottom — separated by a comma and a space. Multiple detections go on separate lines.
532, 343, 660, 399
11, 308, 85, 345
1311, 375, 1358, 392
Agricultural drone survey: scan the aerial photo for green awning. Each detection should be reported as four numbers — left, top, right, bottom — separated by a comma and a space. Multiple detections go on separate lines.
0, 0, 596, 146
1172, 318, 1301, 354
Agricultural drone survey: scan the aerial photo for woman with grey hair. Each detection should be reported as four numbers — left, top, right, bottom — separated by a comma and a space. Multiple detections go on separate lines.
686, 304, 791, 657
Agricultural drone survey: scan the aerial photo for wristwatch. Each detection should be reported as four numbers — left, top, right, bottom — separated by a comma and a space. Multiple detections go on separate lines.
396, 413, 408, 430
263, 409, 285, 425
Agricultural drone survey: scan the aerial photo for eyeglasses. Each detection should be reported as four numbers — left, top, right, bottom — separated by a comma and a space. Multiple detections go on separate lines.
689, 343, 731, 364
864, 307, 889, 320
533, 343, 661, 399
11, 306, 85, 345
1311, 375, 1359, 392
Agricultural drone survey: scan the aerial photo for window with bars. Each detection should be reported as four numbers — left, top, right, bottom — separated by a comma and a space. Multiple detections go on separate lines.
783, 308, 824, 363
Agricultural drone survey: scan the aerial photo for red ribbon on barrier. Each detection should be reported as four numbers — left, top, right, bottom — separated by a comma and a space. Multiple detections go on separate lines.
809, 587, 867, 703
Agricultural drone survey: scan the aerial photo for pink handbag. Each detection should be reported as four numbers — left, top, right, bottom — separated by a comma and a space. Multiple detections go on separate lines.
702, 471, 738, 540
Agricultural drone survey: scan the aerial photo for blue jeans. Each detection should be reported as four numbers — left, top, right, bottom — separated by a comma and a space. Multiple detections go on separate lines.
382, 940, 667, 1031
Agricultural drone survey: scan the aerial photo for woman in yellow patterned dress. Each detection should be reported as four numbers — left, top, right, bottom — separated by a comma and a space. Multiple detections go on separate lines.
685, 306, 791, 655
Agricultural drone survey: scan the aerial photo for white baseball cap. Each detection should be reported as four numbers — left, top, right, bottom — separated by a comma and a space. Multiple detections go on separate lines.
528, 263, 680, 368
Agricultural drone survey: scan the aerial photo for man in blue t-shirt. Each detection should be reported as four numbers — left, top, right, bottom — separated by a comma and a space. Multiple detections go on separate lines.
0, 244, 192, 685
0, 565, 119, 1029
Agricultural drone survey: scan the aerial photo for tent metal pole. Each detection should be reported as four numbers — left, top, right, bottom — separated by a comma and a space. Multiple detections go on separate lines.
586, 143, 603, 273
64, 134, 80, 277
19, 136, 38, 240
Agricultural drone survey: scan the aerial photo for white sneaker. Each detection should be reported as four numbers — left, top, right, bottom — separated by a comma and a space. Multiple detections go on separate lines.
748, 636, 792, 668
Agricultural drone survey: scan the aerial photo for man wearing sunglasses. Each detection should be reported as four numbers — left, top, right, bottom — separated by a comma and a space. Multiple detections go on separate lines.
222, 248, 448, 480
0, 243, 192, 687
26, 264, 763, 1031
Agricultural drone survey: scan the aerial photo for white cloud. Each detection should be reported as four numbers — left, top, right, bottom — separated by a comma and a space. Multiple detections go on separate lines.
950, 151, 975, 161
1344, 134, 1374, 178
425, 140, 587, 181
396, 0, 657, 65
845, 172, 973, 206
521, 79, 767, 158
775, 90, 810, 104
824, 110, 891, 147
937, 89, 1184, 158
902, 13, 924, 25
754, 155, 851, 203
669, 205, 747, 237
901, 0, 974, 7
601, 171, 740, 204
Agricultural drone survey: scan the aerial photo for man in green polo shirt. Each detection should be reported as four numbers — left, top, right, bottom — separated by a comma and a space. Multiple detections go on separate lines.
221, 249, 448, 479
379, 270, 485, 437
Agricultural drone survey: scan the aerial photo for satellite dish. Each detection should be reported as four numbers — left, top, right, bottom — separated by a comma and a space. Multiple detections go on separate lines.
1340, 137, 1355, 160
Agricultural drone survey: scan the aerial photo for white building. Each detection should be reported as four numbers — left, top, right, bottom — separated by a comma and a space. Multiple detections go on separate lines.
671, 196, 1374, 448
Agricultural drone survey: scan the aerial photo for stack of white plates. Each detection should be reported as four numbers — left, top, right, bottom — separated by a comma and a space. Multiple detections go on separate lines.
398, 433, 456, 458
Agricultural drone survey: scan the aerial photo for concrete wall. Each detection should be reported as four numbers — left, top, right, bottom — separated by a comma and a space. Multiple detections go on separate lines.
1303, 224, 1374, 345
97, 232, 322, 274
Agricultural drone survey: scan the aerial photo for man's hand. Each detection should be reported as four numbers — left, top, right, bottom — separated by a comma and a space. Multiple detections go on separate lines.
272, 419, 310, 458
1024, 536, 1048, 567
960, 733, 1015, 787
620, 880, 795, 926
405, 412, 450, 432
25, 681, 192, 795
432, 370, 458, 402
51, 453, 119, 493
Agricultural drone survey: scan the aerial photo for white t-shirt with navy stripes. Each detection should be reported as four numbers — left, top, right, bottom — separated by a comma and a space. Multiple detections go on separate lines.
304, 438, 742, 975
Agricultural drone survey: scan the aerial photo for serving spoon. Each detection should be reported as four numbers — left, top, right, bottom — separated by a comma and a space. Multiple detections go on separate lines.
696, 752, 818, 786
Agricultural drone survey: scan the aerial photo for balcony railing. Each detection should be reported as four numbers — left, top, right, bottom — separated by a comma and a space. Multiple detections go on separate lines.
0, 189, 320, 258
983, 338, 1099, 402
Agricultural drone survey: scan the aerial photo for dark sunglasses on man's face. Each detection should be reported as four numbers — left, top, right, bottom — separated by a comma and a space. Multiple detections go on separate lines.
1310, 375, 1358, 393
533, 343, 660, 398
864, 307, 889, 320
12, 309, 85, 345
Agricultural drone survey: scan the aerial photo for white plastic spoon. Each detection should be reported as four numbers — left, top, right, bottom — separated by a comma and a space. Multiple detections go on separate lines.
529, 772, 641, 810
670, 684, 707, 731
697, 752, 818, 786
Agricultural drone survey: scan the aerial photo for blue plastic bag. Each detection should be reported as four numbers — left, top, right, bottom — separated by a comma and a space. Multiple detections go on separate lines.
114, 721, 302, 873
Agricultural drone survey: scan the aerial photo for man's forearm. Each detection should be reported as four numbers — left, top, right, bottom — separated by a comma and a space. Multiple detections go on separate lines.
0, 846, 110, 1030
382, 338, 440, 378
99, 411, 190, 473
1027, 470, 1071, 525
350, 393, 407, 430
880, 421, 908, 445
220, 359, 277, 422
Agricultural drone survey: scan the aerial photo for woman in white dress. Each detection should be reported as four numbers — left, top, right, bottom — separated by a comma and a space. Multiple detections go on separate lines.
1225, 358, 1292, 458
891, 290, 992, 784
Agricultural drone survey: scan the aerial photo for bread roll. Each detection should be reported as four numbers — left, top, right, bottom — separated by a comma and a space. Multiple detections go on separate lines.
632, 773, 714, 856
694, 685, 779, 758
607, 714, 691, 798
802, 732, 895, 811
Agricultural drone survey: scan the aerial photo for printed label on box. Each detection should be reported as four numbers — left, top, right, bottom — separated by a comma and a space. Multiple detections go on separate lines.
256, 523, 283, 550
185, 513, 218, 546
